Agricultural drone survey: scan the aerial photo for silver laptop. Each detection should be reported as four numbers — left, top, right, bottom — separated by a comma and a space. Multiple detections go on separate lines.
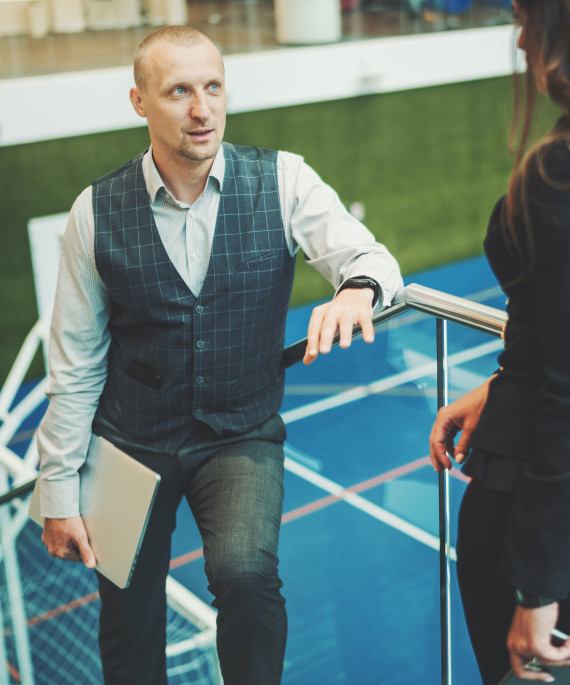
29, 435, 161, 589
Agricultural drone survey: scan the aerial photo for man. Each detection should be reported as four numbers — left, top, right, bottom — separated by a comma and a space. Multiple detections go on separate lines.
37, 25, 403, 685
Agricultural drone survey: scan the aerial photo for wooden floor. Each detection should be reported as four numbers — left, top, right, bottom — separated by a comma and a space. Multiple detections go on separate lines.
0, 0, 511, 80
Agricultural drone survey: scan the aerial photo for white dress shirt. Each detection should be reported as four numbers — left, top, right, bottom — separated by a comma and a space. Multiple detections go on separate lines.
37, 145, 403, 518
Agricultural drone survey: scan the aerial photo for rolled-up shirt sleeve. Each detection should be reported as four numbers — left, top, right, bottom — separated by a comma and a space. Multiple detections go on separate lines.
277, 151, 403, 308
36, 186, 111, 519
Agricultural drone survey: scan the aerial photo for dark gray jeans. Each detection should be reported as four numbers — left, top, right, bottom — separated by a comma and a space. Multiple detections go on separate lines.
92, 413, 288, 685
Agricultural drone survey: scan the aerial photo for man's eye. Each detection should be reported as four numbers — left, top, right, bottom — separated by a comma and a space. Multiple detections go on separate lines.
210, 83, 220, 92
173, 87, 185, 95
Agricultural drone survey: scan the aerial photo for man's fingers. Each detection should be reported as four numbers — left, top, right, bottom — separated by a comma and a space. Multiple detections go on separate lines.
68, 521, 96, 568
42, 516, 97, 568
75, 533, 97, 569
44, 534, 82, 562
303, 306, 325, 364
337, 314, 354, 349
359, 316, 375, 345
304, 292, 375, 364
318, 316, 339, 353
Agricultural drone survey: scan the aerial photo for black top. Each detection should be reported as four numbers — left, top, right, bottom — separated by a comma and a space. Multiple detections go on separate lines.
464, 126, 570, 599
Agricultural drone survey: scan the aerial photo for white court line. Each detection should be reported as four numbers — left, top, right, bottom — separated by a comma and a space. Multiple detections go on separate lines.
402, 348, 488, 391
286, 385, 470, 400
284, 451, 458, 561
281, 339, 502, 424
280, 317, 502, 560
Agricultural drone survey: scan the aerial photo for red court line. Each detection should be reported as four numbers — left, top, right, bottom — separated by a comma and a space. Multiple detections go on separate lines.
450, 468, 471, 483
169, 547, 205, 570
171, 455, 432, 565
8, 428, 36, 447
27, 591, 100, 628
7, 661, 20, 682
25, 455, 444, 624
281, 455, 431, 524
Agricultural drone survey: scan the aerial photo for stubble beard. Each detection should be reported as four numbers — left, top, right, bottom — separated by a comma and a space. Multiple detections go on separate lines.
178, 135, 219, 164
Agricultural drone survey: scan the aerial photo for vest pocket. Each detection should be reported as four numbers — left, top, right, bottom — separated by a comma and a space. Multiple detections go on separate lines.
125, 360, 162, 390
233, 249, 280, 272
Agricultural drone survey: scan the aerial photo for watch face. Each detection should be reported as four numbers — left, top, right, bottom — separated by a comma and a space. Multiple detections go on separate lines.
346, 279, 378, 294
338, 278, 379, 306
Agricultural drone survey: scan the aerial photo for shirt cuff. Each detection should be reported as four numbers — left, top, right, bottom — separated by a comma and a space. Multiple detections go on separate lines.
39, 474, 81, 519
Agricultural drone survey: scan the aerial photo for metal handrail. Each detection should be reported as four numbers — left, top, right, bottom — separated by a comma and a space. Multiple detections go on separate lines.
284, 282, 506, 368
404, 283, 506, 336
1, 282, 507, 511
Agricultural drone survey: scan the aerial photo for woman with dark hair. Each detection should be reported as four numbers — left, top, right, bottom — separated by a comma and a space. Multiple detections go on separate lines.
429, 0, 570, 682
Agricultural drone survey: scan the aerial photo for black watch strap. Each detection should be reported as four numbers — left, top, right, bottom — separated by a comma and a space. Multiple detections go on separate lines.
514, 588, 557, 608
336, 277, 380, 307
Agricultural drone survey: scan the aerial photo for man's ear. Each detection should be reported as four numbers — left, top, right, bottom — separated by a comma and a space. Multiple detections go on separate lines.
129, 87, 146, 118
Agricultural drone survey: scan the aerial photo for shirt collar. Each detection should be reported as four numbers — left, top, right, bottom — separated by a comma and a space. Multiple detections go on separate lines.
142, 145, 225, 205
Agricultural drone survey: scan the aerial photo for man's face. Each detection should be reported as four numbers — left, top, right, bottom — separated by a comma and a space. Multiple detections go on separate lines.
131, 39, 227, 168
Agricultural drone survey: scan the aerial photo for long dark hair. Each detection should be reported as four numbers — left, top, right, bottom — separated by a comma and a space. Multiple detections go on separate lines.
504, 0, 570, 276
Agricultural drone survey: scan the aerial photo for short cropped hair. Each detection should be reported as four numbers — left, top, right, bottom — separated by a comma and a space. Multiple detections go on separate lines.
133, 25, 218, 91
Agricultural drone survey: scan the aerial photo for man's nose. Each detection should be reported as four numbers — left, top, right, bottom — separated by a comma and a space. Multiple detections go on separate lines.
190, 92, 208, 119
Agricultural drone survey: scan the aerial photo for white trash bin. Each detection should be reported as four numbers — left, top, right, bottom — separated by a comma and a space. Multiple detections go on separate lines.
274, 0, 341, 44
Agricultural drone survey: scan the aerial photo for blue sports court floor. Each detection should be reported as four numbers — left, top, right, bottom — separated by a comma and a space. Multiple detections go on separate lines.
168, 254, 506, 685
3, 254, 506, 684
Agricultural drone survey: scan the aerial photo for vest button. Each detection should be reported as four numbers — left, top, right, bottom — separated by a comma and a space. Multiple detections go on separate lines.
194, 408, 203, 418
196, 340, 204, 349
196, 376, 204, 385
195, 305, 204, 314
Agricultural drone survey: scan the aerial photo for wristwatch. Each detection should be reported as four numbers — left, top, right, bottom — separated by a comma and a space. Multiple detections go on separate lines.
514, 588, 557, 608
336, 277, 380, 307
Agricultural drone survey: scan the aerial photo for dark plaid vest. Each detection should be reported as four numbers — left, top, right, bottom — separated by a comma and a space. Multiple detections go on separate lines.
92, 144, 295, 452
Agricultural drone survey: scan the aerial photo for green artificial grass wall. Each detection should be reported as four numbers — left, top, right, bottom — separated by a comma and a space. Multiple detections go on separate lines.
0, 75, 558, 381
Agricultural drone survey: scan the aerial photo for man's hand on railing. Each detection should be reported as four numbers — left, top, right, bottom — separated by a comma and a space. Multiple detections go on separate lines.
42, 516, 96, 568
429, 376, 495, 472
303, 288, 375, 365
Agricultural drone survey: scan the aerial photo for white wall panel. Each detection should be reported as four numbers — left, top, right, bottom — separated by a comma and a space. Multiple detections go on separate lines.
0, 25, 524, 146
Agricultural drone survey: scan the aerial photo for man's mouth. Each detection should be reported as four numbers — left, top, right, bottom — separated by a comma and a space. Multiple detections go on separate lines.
189, 129, 213, 140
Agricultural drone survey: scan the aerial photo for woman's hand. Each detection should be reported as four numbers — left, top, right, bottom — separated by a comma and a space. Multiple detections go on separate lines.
508, 604, 570, 681
429, 376, 495, 472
